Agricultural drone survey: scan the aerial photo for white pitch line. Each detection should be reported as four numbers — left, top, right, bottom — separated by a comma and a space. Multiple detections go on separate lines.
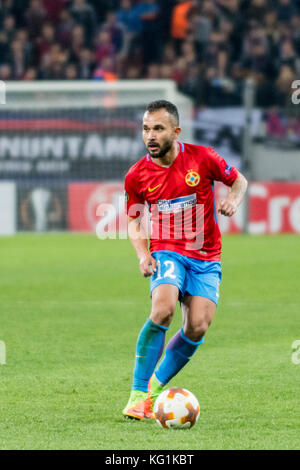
222, 301, 300, 307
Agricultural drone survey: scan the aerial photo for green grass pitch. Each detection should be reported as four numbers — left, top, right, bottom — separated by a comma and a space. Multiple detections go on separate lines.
0, 233, 299, 450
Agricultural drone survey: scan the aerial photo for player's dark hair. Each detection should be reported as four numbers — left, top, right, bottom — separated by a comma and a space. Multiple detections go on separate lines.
146, 100, 179, 126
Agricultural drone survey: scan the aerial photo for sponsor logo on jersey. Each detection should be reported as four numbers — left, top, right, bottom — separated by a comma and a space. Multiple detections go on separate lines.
157, 194, 197, 213
185, 170, 200, 187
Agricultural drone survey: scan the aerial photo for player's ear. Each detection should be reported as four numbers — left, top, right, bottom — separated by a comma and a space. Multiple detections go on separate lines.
175, 126, 181, 138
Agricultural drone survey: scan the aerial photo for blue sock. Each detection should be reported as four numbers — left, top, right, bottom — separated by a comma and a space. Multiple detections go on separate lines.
155, 328, 204, 386
132, 318, 168, 392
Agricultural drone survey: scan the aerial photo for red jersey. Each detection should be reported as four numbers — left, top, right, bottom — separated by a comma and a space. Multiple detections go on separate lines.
124, 143, 238, 261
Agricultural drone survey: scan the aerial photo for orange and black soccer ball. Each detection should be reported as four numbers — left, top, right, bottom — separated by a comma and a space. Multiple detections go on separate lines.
153, 388, 200, 429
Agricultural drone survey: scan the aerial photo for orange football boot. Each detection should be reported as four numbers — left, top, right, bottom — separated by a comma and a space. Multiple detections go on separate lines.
122, 391, 148, 420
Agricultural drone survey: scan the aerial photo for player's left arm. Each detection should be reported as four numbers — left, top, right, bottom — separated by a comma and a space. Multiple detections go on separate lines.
217, 171, 248, 217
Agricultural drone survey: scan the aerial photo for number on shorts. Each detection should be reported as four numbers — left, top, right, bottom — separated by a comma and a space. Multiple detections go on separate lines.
164, 260, 176, 279
155, 259, 176, 280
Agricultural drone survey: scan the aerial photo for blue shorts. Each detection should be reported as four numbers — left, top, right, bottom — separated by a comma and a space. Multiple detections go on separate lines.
150, 250, 222, 305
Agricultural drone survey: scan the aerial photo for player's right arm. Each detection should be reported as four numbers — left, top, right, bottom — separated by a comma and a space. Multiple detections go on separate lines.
127, 216, 156, 277
125, 168, 156, 277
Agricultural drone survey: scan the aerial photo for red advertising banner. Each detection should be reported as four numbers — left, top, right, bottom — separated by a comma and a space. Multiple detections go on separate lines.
249, 183, 300, 234
68, 182, 127, 234
216, 182, 300, 234
68, 182, 300, 234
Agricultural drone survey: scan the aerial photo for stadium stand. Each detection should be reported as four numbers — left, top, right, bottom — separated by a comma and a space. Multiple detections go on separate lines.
0, 0, 299, 107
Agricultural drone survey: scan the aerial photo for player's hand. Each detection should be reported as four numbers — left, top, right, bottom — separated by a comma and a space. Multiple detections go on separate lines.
139, 253, 157, 277
217, 199, 237, 217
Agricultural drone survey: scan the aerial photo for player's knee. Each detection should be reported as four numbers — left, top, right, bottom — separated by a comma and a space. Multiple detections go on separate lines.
184, 307, 213, 341
184, 321, 208, 342
150, 303, 175, 327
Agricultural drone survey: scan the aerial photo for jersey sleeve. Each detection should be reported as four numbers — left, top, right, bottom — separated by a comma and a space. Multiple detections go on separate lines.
206, 147, 238, 186
124, 171, 145, 219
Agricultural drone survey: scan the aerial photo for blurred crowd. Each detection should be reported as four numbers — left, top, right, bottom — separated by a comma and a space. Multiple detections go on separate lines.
0, 0, 299, 108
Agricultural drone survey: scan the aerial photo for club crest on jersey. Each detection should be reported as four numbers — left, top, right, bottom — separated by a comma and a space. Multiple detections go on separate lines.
185, 170, 200, 187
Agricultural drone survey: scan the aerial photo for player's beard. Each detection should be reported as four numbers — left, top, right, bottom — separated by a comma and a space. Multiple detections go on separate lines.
148, 138, 173, 159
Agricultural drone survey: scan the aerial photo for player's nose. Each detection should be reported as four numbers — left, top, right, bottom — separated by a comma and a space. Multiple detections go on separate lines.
148, 129, 157, 140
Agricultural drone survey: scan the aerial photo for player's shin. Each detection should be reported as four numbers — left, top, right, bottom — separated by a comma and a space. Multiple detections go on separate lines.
132, 318, 168, 392
154, 328, 204, 386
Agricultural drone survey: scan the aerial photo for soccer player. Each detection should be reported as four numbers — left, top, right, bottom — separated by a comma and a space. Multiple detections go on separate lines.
123, 100, 248, 419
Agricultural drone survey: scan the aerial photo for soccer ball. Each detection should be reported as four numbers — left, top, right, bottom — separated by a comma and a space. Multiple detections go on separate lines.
153, 388, 200, 429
